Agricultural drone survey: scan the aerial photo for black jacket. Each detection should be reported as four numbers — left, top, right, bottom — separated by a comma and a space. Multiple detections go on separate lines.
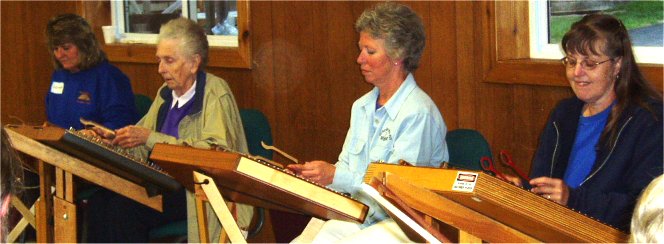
530, 97, 663, 232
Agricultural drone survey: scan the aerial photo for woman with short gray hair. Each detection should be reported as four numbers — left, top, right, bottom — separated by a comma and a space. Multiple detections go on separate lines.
289, 2, 448, 242
86, 17, 250, 242
157, 17, 209, 70
354, 1, 426, 73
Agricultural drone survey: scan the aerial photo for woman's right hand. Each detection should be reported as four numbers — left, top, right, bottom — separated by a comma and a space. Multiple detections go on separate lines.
88, 127, 116, 144
112, 125, 151, 148
90, 127, 112, 139
287, 160, 336, 186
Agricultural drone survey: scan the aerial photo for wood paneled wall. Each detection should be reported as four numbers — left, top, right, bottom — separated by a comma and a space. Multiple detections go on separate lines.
1, 1, 659, 183
1, 1, 80, 125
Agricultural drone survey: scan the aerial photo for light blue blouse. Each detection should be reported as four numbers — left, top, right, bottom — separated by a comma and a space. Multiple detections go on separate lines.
329, 73, 449, 225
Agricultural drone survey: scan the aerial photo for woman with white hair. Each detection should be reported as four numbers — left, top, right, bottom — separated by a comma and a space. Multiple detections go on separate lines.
87, 18, 250, 242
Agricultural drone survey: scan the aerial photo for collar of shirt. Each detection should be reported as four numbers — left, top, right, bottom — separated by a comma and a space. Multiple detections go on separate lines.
170, 80, 197, 109
361, 73, 417, 120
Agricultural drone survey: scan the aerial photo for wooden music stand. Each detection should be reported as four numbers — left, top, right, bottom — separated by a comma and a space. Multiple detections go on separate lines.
7, 194, 37, 243
4, 126, 163, 243
193, 171, 247, 244
149, 143, 370, 243
364, 163, 628, 243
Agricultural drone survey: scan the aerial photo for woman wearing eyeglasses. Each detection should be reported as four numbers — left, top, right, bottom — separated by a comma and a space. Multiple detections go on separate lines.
522, 14, 662, 232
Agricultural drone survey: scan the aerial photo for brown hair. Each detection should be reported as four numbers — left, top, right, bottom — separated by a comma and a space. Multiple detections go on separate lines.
46, 14, 107, 71
1, 128, 25, 241
561, 13, 662, 147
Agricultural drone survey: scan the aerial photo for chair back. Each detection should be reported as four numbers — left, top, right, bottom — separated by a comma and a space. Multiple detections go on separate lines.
239, 109, 273, 160
134, 94, 153, 119
239, 108, 272, 238
446, 129, 492, 170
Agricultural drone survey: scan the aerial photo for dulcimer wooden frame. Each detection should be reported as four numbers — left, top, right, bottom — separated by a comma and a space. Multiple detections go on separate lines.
4, 125, 163, 243
149, 143, 368, 224
364, 163, 627, 243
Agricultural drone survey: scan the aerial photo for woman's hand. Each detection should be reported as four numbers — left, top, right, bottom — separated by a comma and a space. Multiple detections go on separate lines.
85, 128, 114, 144
89, 127, 112, 138
79, 129, 99, 138
111, 125, 151, 148
529, 177, 570, 205
287, 160, 336, 186
502, 175, 523, 187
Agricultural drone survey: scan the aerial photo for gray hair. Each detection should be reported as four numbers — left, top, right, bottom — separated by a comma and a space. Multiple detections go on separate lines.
629, 175, 664, 243
158, 18, 209, 69
355, 2, 425, 72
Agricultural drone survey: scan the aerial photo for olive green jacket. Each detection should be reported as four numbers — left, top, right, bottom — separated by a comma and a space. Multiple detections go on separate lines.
133, 72, 248, 158
134, 72, 252, 242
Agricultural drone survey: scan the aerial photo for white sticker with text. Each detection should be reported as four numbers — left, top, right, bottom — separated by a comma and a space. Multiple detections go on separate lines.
452, 171, 478, 192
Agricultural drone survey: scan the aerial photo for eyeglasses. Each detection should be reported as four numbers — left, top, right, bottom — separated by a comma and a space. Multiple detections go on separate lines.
561, 57, 614, 70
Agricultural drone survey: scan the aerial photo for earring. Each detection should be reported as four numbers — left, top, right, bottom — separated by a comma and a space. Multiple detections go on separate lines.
394, 62, 398, 66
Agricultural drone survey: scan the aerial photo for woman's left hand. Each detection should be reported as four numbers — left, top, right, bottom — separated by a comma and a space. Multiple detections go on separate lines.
502, 175, 523, 187
287, 160, 336, 185
112, 125, 151, 148
529, 177, 570, 205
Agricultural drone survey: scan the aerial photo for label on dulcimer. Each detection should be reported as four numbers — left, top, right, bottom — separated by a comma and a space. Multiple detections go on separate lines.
452, 171, 478, 192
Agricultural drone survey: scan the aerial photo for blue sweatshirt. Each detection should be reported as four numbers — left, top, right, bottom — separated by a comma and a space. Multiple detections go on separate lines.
530, 97, 663, 232
46, 61, 137, 130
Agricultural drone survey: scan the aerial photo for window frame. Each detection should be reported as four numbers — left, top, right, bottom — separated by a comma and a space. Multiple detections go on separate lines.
484, 1, 662, 90
104, 0, 252, 69
528, 1, 664, 64
111, 1, 238, 47
528, 0, 564, 60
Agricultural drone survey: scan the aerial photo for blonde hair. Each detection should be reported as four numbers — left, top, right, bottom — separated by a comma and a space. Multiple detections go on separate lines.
629, 174, 664, 243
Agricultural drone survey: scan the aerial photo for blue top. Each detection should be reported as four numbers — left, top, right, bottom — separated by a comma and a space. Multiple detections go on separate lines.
530, 97, 663, 231
564, 105, 612, 188
329, 73, 449, 226
160, 100, 194, 138
46, 61, 137, 130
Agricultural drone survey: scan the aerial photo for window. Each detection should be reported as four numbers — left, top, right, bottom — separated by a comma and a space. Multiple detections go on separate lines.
111, 0, 239, 47
106, 0, 251, 69
485, 1, 661, 89
529, 0, 663, 64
